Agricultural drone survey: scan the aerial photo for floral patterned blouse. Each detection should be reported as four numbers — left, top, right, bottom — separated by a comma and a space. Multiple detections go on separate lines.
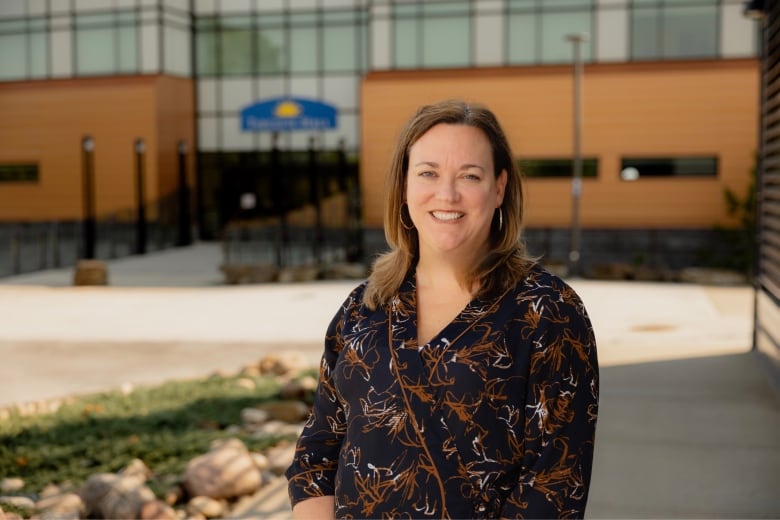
286, 264, 599, 519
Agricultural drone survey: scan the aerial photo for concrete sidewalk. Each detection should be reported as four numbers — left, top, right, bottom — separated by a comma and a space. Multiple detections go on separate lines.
1, 243, 778, 518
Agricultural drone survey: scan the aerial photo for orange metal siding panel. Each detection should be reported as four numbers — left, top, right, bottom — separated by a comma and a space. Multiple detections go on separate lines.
0, 75, 194, 221
360, 60, 759, 230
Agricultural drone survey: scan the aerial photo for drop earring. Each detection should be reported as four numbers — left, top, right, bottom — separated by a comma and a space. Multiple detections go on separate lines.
400, 203, 415, 230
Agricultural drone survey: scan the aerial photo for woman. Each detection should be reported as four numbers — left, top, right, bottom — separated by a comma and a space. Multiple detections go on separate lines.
286, 100, 599, 519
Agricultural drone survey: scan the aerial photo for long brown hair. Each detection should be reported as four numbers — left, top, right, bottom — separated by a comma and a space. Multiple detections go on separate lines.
363, 99, 533, 309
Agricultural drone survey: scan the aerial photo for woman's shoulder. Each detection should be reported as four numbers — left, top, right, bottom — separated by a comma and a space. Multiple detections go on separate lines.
512, 262, 589, 311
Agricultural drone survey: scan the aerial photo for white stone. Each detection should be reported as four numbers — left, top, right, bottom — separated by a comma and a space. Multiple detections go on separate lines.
183, 439, 262, 499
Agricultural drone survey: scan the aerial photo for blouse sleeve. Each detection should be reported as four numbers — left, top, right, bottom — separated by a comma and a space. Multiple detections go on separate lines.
285, 286, 359, 508
501, 286, 599, 519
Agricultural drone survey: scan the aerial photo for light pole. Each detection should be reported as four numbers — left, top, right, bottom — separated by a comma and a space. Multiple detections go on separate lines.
134, 138, 147, 255
176, 140, 193, 246
81, 135, 96, 259
566, 32, 589, 278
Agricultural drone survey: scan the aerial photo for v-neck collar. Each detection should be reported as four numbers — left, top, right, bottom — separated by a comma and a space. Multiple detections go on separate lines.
391, 273, 497, 352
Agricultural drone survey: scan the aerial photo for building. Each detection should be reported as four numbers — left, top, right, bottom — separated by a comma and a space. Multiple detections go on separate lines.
0, 0, 761, 275
750, 0, 780, 385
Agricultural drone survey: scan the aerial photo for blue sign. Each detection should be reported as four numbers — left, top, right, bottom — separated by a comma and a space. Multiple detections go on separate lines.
241, 97, 338, 132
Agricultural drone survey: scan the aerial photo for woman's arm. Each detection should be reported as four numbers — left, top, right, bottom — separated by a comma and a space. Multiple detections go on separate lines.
501, 287, 599, 519
292, 495, 336, 520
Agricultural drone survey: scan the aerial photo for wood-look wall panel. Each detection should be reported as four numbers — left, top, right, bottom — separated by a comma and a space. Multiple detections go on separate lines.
0, 75, 194, 221
361, 59, 759, 229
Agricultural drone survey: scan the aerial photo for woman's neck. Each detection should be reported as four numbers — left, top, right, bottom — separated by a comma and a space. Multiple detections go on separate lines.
415, 254, 475, 294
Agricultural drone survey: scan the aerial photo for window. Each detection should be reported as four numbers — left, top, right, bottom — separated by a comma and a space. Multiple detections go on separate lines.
195, 17, 218, 76
257, 15, 285, 75
323, 11, 360, 72
0, 164, 38, 183
519, 158, 598, 178
393, 1, 471, 69
75, 11, 138, 75
289, 13, 319, 74
220, 16, 253, 76
0, 18, 48, 81
620, 157, 717, 180
631, 1, 718, 60
508, 0, 594, 65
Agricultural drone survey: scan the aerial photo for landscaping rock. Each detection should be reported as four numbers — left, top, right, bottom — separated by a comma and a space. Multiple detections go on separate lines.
164, 485, 184, 506
240, 407, 269, 426
277, 264, 319, 283
279, 375, 318, 401
265, 443, 297, 476
119, 458, 152, 480
679, 267, 746, 285
235, 377, 256, 390
36, 492, 85, 520
257, 400, 310, 423
322, 262, 368, 280
0, 496, 34, 511
250, 420, 304, 440
73, 259, 109, 286
258, 353, 307, 377
0, 479, 23, 494
183, 438, 262, 499
140, 499, 177, 520
80, 473, 155, 519
186, 496, 224, 519
251, 452, 269, 471
39, 484, 63, 499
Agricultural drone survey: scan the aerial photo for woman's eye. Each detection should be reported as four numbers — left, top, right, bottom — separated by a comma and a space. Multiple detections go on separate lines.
418, 170, 435, 177
463, 173, 481, 181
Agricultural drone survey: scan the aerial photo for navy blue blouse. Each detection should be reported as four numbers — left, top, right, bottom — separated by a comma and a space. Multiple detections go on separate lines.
286, 264, 599, 519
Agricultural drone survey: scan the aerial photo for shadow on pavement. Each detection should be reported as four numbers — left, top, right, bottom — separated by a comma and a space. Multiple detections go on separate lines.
588, 351, 780, 518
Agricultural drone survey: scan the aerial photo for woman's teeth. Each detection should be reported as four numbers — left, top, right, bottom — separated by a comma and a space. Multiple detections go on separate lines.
431, 211, 463, 221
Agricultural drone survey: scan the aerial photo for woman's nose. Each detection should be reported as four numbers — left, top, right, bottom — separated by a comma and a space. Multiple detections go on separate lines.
435, 177, 459, 201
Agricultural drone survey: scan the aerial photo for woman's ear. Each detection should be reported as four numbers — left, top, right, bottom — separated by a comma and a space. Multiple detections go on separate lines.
496, 169, 508, 205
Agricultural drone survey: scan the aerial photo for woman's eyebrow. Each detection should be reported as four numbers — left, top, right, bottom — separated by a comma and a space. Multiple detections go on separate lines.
412, 161, 485, 171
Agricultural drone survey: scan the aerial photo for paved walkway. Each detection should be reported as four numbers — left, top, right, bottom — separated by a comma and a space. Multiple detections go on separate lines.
1, 243, 778, 518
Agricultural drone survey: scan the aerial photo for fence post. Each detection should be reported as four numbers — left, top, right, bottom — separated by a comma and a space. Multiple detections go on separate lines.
11, 226, 21, 274
52, 221, 61, 268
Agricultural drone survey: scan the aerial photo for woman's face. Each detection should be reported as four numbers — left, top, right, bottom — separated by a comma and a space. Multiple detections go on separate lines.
405, 123, 506, 261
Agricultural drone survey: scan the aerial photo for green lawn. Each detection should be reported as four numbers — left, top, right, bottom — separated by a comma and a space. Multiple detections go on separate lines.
0, 373, 298, 500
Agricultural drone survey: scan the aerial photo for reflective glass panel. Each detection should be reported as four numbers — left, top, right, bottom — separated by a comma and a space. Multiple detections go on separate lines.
289, 25, 318, 73
541, 10, 592, 63
324, 24, 357, 72
257, 27, 285, 74
422, 16, 470, 67
508, 13, 537, 64
220, 17, 252, 75
394, 17, 418, 68
662, 4, 717, 58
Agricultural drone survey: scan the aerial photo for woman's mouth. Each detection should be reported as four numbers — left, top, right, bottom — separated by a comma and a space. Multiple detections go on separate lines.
431, 211, 464, 221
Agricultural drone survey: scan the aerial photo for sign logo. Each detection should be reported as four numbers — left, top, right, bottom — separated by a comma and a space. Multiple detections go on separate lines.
241, 97, 338, 132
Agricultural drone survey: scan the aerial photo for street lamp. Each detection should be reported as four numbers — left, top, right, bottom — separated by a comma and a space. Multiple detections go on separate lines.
177, 140, 193, 246
565, 32, 589, 278
81, 135, 96, 259
134, 138, 147, 255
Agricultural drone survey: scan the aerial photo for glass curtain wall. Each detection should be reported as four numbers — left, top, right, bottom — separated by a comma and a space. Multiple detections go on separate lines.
0, 18, 47, 80
193, 3, 366, 237
0, 2, 191, 80
631, 0, 719, 60
507, 0, 595, 64
393, 1, 472, 68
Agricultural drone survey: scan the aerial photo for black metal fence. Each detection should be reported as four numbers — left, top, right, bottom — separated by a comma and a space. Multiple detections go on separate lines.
221, 189, 363, 274
0, 192, 186, 278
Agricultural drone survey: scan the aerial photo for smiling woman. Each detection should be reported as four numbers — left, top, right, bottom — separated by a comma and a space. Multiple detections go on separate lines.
286, 100, 600, 519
